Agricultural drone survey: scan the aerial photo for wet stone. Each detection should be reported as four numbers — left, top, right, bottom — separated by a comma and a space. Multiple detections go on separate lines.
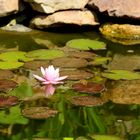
0, 79, 17, 92
72, 82, 105, 94
70, 96, 105, 107
103, 80, 140, 104
22, 107, 58, 119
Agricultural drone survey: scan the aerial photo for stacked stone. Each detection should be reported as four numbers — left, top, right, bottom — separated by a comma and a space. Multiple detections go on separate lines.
24, 0, 99, 29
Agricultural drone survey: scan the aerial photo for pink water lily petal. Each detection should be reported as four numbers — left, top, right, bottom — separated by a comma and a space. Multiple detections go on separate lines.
54, 68, 59, 78
34, 65, 68, 96
33, 74, 46, 82
45, 84, 55, 96
45, 65, 56, 81
41, 67, 46, 76
42, 81, 51, 84
55, 76, 68, 81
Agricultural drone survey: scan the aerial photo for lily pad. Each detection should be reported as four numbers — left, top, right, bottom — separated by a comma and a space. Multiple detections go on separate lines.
89, 57, 111, 66
68, 51, 96, 59
66, 39, 106, 50
0, 61, 24, 69
0, 70, 14, 79
0, 105, 29, 124
0, 95, 19, 109
61, 69, 94, 80
0, 51, 32, 62
102, 70, 140, 80
0, 79, 17, 92
72, 82, 105, 94
70, 96, 105, 107
26, 49, 65, 60
51, 57, 88, 68
89, 134, 122, 140
24, 60, 50, 70
22, 107, 58, 119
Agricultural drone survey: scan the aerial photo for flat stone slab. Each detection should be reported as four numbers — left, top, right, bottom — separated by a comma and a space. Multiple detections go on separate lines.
30, 10, 99, 29
25, 0, 89, 14
0, 0, 19, 17
88, 0, 140, 19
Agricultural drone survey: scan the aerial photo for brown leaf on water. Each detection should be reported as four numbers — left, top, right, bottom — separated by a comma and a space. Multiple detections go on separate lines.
0, 79, 17, 92
72, 82, 105, 94
0, 95, 19, 109
51, 57, 88, 68
22, 107, 58, 119
70, 96, 105, 107
61, 69, 94, 80
24, 60, 50, 70
0, 70, 14, 79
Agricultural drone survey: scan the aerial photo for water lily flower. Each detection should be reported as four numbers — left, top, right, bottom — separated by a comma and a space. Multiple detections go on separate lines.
33, 65, 68, 96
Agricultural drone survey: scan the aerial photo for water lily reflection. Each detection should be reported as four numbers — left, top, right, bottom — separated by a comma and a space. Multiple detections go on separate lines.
33, 65, 67, 96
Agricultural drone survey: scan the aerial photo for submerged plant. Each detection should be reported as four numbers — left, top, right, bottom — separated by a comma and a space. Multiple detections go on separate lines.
33, 65, 67, 96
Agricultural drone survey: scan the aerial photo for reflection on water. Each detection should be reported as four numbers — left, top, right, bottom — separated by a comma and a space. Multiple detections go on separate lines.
0, 30, 139, 140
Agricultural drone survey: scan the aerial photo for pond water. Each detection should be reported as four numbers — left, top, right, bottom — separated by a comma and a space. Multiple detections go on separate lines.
0, 29, 140, 140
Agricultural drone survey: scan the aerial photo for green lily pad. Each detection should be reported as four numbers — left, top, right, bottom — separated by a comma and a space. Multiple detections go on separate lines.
102, 70, 140, 80
89, 57, 111, 65
89, 134, 122, 140
0, 61, 24, 69
26, 49, 65, 60
66, 39, 106, 50
0, 51, 33, 62
0, 105, 29, 124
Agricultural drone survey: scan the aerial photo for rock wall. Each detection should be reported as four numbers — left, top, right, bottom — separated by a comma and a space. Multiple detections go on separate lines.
0, 0, 140, 31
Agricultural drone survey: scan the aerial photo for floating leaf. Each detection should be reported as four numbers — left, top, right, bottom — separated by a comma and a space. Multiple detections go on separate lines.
66, 39, 106, 50
26, 49, 65, 60
89, 134, 122, 140
0, 70, 14, 79
10, 82, 33, 99
22, 107, 58, 119
72, 82, 105, 94
102, 70, 140, 80
52, 57, 88, 68
0, 105, 29, 124
68, 51, 96, 59
0, 51, 32, 62
0, 79, 17, 92
61, 69, 94, 80
89, 57, 111, 65
0, 95, 19, 109
70, 96, 105, 107
0, 61, 24, 69
24, 60, 49, 70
